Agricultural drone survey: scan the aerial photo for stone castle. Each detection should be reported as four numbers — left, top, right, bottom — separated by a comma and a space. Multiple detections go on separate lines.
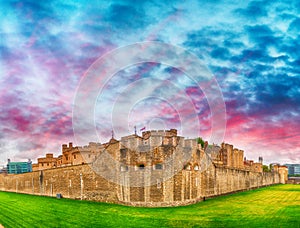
0, 129, 288, 207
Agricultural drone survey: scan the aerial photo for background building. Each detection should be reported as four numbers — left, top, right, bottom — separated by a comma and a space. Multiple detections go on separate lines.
284, 164, 300, 175
0, 166, 7, 174
7, 159, 32, 174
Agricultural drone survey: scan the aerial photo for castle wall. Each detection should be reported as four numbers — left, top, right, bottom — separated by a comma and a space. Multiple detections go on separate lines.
117, 164, 281, 207
0, 164, 118, 203
0, 164, 281, 207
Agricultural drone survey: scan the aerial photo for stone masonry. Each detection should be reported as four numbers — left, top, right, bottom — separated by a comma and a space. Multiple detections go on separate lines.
0, 129, 288, 207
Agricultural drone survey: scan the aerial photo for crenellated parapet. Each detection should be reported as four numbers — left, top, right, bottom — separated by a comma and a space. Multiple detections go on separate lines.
33, 131, 267, 174
219, 143, 244, 169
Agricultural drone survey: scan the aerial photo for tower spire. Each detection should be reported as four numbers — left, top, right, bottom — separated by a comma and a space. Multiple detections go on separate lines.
134, 126, 137, 135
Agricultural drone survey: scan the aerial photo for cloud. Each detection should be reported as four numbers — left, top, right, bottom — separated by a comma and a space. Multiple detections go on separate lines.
288, 17, 300, 33
105, 4, 150, 31
245, 25, 280, 47
234, 1, 268, 20
211, 47, 230, 59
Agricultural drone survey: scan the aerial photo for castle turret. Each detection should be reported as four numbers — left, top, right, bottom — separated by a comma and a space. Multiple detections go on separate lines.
278, 166, 288, 184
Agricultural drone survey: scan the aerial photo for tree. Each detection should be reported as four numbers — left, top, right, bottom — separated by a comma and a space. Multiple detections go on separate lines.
262, 165, 269, 172
269, 164, 273, 172
197, 137, 205, 149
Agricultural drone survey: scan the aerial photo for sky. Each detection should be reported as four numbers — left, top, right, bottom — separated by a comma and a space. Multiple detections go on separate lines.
0, 0, 299, 166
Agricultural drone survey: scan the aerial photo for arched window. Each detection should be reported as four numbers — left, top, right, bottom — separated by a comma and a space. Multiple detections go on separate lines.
184, 164, 191, 171
155, 163, 163, 170
194, 164, 199, 171
138, 164, 145, 170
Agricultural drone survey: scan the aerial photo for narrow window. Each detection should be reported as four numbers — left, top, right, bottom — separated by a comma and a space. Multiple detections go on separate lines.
138, 164, 145, 170
155, 163, 163, 170
120, 148, 127, 158
184, 164, 191, 170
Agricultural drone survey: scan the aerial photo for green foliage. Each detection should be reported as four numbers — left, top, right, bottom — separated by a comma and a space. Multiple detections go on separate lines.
289, 174, 300, 177
263, 165, 270, 172
0, 185, 299, 227
197, 137, 205, 148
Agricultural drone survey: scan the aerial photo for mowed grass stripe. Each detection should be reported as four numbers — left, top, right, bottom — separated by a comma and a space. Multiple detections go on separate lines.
0, 194, 53, 227
0, 184, 299, 227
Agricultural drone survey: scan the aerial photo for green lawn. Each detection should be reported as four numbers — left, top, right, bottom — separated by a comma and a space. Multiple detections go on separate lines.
0, 185, 299, 228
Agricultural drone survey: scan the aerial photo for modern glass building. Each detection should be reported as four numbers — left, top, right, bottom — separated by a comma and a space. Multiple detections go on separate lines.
7, 159, 32, 174
284, 164, 300, 175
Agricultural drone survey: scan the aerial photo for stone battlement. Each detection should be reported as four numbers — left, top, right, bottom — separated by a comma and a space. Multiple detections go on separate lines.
32, 130, 271, 174
142, 129, 177, 137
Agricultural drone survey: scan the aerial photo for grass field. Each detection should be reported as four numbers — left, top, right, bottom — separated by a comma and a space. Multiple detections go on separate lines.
0, 184, 299, 228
